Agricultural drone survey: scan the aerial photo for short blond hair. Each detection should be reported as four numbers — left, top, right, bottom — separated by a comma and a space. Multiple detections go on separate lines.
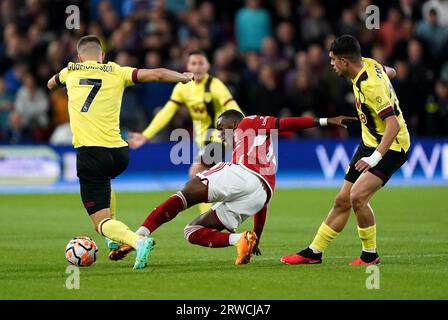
77, 35, 102, 55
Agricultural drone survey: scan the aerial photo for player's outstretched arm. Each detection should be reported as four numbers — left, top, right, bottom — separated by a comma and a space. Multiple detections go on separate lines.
136, 68, 194, 84
326, 116, 359, 128
276, 115, 358, 131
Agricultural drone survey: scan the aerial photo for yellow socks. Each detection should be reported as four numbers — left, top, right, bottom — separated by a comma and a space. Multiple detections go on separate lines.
198, 202, 212, 214
310, 223, 339, 253
99, 218, 141, 249
110, 189, 117, 220
358, 225, 377, 252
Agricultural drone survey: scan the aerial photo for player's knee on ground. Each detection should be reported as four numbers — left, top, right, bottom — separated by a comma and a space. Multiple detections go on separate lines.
333, 192, 351, 211
184, 224, 204, 243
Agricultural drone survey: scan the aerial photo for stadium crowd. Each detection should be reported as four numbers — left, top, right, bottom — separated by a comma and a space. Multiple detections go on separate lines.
0, 0, 447, 145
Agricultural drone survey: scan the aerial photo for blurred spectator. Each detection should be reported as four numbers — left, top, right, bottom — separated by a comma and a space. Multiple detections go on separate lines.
272, 0, 296, 23
14, 73, 49, 140
0, 77, 14, 138
415, 8, 448, 61
422, 0, 448, 27
407, 38, 434, 134
239, 51, 261, 110
284, 51, 308, 93
5, 111, 32, 144
392, 18, 415, 61
306, 44, 339, 115
300, 2, 331, 45
425, 79, 448, 136
378, 7, 404, 59
399, 0, 421, 21
275, 21, 298, 62
259, 37, 290, 77
339, 7, 360, 37
166, 0, 192, 14
288, 70, 318, 117
393, 60, 417, 133
49, 87, 69, 128
247, 64, 285, 116
235, 0, 272, 53
3, 62, 27, 95
198, 1, 227, 50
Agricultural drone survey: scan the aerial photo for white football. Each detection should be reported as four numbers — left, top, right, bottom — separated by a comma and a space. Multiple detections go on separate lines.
65, 236, 98, 267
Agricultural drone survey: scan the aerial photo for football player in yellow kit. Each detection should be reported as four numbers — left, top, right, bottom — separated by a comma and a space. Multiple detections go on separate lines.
47, 35, 193, 269
281, 35, 410, 266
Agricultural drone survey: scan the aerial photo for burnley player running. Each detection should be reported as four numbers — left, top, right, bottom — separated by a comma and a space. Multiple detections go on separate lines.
47, 35, 193, 269
281, 35, 411, 266
111, 110, 356, 268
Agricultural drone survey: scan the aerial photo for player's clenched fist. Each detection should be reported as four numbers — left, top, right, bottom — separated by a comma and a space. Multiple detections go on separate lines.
182, 72, 194, 83
127, 132, 148, 149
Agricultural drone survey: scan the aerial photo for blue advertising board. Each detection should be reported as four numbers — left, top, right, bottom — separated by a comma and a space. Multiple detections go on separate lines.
0, 138, 447, 194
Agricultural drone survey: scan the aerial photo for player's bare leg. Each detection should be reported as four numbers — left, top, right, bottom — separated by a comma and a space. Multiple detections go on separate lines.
323, 180, 353, 232
281, 180, 353, 265
189, 162, 213, 214
184, 210, 257, 265
109, 177, 208, 261
349, 172, 382, 265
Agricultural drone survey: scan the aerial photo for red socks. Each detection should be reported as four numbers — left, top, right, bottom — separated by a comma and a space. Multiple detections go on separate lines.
142, 192, 187, 233
142, 192, 230, 248
187, 228, 230, 248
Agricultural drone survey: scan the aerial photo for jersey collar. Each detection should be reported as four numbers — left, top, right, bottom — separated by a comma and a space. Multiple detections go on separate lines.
352, 60, 366, 84
196, 73, 209, 85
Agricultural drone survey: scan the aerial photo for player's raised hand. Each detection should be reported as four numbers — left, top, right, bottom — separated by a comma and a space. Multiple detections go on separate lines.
127, 132, 147, 149
327, 116, 358, 128
182, 72, 194, 83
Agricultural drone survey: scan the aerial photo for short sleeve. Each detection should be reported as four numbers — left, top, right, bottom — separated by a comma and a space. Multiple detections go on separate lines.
170, 83, 184, 105
56, 67, 68, 86
116, 64, 138, 87
363, 83, 395, 120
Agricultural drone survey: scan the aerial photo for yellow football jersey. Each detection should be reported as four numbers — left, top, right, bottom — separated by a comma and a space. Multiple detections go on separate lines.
57, 60, 136, 148
142, 74, 242, 147
352, 57, 410, 152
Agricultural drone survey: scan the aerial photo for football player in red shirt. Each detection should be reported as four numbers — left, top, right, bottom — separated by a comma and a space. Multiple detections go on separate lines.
111, 110, 356, 267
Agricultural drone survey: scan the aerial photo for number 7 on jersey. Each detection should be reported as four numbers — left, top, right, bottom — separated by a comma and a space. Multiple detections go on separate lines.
79, 78, 102, 112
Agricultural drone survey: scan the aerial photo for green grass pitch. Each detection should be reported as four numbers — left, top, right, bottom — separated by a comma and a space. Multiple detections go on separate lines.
1, 187, 447, 300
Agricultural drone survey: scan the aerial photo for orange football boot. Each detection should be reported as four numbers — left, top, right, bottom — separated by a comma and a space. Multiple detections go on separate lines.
235, 231, 258, 265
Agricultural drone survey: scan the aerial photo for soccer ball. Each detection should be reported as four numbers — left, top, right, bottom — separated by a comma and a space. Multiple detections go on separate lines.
65, 236, 98, 267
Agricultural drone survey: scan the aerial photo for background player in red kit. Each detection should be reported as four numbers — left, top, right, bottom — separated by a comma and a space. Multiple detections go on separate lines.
112, 110, 356, 267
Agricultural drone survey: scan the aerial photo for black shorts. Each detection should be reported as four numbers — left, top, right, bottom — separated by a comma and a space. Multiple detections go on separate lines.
345, 143, 408, 186
196, 142, 226, 167
77, 146, 129, 215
